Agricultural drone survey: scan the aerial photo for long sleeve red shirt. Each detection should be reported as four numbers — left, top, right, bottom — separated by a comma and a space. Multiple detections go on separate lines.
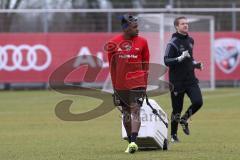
107, 34, 150, 90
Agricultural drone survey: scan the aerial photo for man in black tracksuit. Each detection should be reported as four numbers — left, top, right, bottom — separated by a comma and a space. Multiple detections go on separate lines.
164, 17, 203, 142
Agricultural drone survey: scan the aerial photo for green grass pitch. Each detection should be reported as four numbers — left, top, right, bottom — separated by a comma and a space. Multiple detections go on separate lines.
0, 88, 239, 160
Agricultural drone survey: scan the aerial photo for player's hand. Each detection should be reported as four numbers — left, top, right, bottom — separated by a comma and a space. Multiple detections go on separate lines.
193, 61, 203, 70
182, 50, 191, 58
177, 50, 190, 62
199, 62, 203, 70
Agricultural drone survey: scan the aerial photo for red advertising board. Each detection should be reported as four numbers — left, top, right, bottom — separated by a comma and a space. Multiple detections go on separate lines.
0, 33, 113, 83
0, 32, 239, 83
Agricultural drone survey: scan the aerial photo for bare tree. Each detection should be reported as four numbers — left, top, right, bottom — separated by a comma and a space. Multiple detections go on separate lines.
0, 0, 22, 32
0, 0, 104, 32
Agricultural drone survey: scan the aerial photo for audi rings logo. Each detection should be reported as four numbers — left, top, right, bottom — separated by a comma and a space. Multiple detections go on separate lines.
0, 44, 52, 71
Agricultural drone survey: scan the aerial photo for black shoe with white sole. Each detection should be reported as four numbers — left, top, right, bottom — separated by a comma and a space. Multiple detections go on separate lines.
171, 134, 180, 143
180, 119, 190, 135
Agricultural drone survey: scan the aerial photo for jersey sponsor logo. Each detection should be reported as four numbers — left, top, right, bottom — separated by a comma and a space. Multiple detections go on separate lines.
0, 44, 52, 71
118, 54, 138, 59
214, 38, 240, 74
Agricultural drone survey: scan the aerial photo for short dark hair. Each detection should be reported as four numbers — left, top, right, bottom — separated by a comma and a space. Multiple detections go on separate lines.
174, 16, 187, 27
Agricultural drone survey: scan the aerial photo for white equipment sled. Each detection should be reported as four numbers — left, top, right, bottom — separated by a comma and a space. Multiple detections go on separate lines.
122, 98, 168, 150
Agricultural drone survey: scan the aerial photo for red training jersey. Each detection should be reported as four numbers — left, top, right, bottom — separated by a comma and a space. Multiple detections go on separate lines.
107, 34, 150, 90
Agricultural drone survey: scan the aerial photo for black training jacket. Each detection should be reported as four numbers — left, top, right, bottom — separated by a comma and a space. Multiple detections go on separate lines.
164, 32, 199, 92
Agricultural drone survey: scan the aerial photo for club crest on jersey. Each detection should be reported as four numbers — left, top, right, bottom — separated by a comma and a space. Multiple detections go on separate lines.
119, 40, 133, 51
214, 38, 240, 74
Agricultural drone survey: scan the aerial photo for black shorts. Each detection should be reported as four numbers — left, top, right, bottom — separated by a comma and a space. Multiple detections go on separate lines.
115, 87, 146, 107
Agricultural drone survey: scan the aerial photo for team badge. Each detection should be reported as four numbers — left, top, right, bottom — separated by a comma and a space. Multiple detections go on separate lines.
214, 38, 240, 74
119, 40, 133, 51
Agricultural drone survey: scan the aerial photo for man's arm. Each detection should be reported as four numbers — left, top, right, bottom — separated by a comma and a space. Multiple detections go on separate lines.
164, 44, 179, 66
189, 38, 203, 70
142, 40, 150, 70
142, 40, 150, 89
107, 48, 116, 89
164, 43, 190, 67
